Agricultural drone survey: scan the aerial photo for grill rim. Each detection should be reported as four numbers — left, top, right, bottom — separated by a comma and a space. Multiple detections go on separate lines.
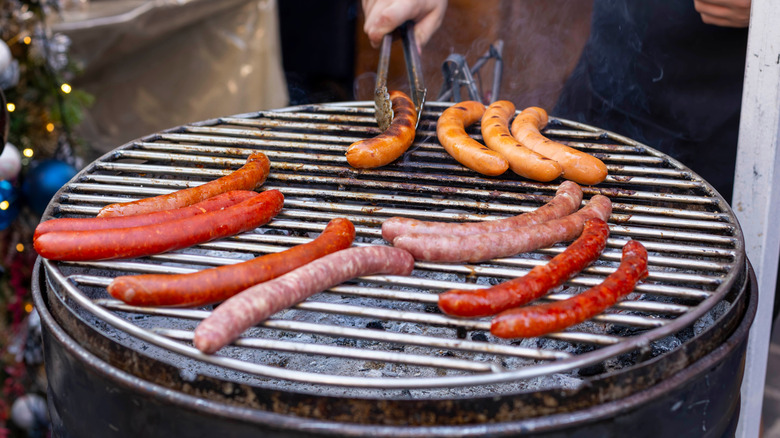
37, 100, 747, 390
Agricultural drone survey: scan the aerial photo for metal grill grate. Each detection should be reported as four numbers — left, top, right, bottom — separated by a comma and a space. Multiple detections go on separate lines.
40, 101, 745, 390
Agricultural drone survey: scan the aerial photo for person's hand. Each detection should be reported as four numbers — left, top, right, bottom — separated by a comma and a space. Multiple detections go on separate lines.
362, 0, 447, 50
693, 0, 751, 28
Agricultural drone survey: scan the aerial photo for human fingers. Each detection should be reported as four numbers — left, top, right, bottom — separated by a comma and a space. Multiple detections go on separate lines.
693, 0, 751, 28
362, 0, 447, 48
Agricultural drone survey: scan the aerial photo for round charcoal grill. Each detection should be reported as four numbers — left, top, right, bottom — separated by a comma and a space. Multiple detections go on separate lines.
34, 101, 754, 437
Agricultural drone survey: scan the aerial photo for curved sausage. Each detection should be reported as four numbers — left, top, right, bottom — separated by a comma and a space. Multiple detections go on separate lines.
193, 246, 415, 354
490, 239, 648, 339
97, 152, 271, 217
481, 101, 562, 181
392, 195, 612, 263
346, 90, 417, 168
438, 218, 609, 317
107, 218, 356, 307
34, 191, 258, 240
510, 107, 607, 185
34, 190, 284, 261
381, 181, 583, 242
436, 101, 509, 176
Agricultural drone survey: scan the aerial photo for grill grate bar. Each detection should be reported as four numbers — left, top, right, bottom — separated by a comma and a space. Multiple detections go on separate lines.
155, 329, 501, 373
110, 145, 709, 197
96, 300, 570, 361
64, 178, 728, 224
328, 285, 691, 315
94, 298, 618, 353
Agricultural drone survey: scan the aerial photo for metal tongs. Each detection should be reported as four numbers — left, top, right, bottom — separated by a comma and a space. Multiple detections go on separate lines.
374, 20, 427, 131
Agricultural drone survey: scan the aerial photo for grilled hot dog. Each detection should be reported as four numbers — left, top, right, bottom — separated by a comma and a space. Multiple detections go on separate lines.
491, 239, 648, 338
437, 101, 509, 176
511, 107, 607, 185
346, 90, 417, 168
97, 152, 271, 217
34, 190, 258, 240
482, 101, 562, 181
34, 189, 284, 261
438, 218, 609, 317
107, 218, 356, 307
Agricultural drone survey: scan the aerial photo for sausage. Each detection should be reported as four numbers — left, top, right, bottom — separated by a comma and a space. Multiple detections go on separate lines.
392, 194, 612, 263
438, 218, 609, 317
346, 90, 417, 168
436, 101, 509, 176
381, 180, 583, 242
97, 152, 271, 217
490, 239, 648, 338
34, 189, 284, 261
481, 101, 563, 181
510, 107, 607, 185
107, 218, 356, 307
193, 246, 415, 354
34, 191, 258, 240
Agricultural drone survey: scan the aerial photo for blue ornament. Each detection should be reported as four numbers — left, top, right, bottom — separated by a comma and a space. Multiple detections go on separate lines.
0, 179, 20, 230
22, 159, 78, 216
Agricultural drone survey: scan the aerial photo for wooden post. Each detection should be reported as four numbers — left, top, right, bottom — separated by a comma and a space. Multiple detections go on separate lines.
734, 0, 780, 436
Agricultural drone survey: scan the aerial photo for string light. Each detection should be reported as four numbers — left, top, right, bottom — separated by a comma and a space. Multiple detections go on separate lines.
61, 83, 72, 94
23, 36, 31, 45
6, 103, 14, 112
46, 123, 54, 132
15, 243, 23, 252
24, 303, 33, 313
22, 148, 33, 158
0, 201, 8, 211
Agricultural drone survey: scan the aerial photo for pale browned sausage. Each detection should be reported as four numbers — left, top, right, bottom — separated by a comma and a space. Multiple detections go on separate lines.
436, 101, 509, 176
392, 195, 612, 263
511, 107, 607, 185
381, 181, 582, 242
482, 101, 562, 181
193, 246, 415, 354
346, 90, 417, 168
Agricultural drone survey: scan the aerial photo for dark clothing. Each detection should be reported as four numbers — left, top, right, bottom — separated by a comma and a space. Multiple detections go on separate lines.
554, 0, 748, 202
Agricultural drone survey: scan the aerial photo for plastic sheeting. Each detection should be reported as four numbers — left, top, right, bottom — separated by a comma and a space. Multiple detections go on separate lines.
52, 0, 289, 155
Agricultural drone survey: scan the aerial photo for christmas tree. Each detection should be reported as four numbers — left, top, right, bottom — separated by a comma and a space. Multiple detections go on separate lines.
0, 0, 93, 435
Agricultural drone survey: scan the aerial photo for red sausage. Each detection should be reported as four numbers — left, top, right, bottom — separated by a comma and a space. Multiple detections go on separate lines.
490, 239, 648, 339
392, 195, 612, 263
97, 152, 271, 217
381, 181, 583, 242
438, 218, 610, 317
34, 190, 284, 261
107, 218, 356, 307
346, 90, 417, 168
34, 191, 258, 240
193, 246, 415, 354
